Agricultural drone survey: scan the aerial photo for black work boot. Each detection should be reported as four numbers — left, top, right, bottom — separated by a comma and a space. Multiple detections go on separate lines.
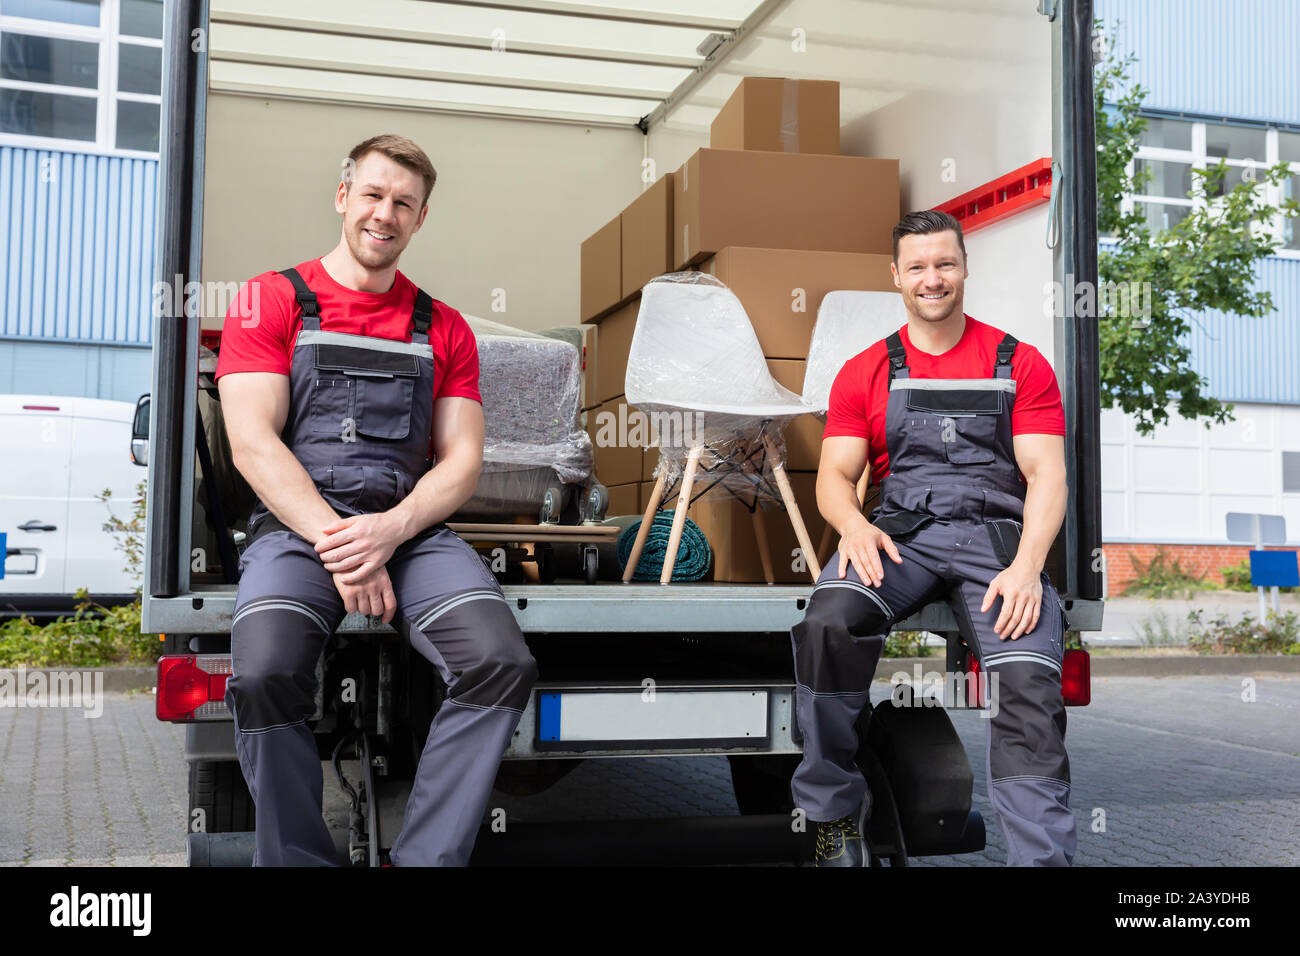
812, 792, 872, 867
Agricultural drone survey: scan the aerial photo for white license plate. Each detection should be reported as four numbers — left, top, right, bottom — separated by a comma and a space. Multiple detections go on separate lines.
536, 688, 770, 751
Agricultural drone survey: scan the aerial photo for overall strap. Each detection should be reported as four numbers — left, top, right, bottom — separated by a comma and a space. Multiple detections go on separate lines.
994, 332, 1018, 379
885, 330, 909, 382
279, 267, 321, 331
411, 289, 433, 344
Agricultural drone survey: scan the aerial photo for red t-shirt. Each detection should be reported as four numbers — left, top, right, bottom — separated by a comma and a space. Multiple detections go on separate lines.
822, 314, 1064, 481
213, 259, 481, 411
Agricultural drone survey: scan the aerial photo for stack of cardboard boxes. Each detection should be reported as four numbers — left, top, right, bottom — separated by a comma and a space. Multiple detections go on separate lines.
580, 77, 903, 582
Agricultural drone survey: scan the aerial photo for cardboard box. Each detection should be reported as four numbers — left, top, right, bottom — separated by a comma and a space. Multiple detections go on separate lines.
580, 214, 622, 322
642, 446, 658, 482
587, 395, 644, 487
606, 482, 640, 517
582, 324, 598, 410
674, 471, 825, 583
593, 297, 639, 404
673, 149, 899, 269
621, 173, 674, 299
711, 77, 840, 155
702, 247, 897, 359
767, 358, 823, 471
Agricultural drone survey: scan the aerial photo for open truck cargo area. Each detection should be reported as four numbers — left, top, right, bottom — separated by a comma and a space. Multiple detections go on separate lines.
146, 0, 1103, 865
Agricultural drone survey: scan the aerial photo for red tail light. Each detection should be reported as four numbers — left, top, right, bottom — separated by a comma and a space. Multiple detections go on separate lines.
1061, 649, 1090, 706
157, 655, 232, 721
967, 656, 987, 708
966, 649, 1090, 708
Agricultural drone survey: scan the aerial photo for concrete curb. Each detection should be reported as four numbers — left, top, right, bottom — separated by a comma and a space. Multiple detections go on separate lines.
876, 655, 1300, 678
0, 667, 155, 693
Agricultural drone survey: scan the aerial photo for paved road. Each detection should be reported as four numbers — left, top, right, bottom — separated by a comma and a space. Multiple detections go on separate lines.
1, 675, 1296, 866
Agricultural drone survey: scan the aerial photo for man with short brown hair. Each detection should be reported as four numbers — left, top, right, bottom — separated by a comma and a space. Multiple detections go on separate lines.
216, 134, 536, 866
792, 209, 1076, 866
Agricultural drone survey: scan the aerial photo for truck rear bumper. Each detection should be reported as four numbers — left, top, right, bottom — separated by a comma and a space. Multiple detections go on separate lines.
148, 584, 1105, 634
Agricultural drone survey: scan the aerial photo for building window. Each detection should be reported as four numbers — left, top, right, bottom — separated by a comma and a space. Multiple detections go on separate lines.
0, 0, 163, 157
1109, 113, 1300, 254
1285, 452, 1300, 495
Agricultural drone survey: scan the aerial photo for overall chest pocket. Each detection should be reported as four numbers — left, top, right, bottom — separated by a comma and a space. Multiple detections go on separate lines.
905, 387, 1003, 465
313, 343, 419, 441
310, 377, 354, 435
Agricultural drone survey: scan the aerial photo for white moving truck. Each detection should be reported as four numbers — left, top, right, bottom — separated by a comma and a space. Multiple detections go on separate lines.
144, 0, 1104, 865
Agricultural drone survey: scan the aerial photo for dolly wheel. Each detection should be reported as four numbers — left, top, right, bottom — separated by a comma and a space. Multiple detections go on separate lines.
540, 485, 565, 524
587, 484, 609, 521
583, 546, 599, 584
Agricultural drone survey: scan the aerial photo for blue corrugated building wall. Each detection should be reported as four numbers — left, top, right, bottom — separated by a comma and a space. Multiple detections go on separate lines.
1096, 0, 1300, 407
0, 146, 156, 402
1095, 0, 1300, 126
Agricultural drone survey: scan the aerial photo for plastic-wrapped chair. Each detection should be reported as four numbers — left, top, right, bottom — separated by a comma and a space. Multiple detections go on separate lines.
456, 315, 597, 522
803, 290, 907, 565
622, 272, 822, 584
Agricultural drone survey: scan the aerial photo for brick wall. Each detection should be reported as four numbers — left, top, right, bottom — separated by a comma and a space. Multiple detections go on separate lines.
1102, 543, 1299, 596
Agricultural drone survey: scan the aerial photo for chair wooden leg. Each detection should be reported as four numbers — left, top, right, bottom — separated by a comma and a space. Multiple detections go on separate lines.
752, 508, 775, 584
763, 435, 821, 581
623, 472, 666, 583
661, 445, 702, 585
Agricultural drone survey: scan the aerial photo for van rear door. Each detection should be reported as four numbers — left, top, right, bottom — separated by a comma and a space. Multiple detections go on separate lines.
0, 398, 72, 595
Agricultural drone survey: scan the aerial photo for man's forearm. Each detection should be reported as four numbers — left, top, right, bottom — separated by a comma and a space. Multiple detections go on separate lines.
1014, 468, 1067, 573
818, 468, 873, 538
234, 439, 345, 545
388, 454, 481, 540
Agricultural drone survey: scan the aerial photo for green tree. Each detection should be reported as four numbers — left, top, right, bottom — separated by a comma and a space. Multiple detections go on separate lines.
98, 478, 147, 594
1094, 21, 1299, 435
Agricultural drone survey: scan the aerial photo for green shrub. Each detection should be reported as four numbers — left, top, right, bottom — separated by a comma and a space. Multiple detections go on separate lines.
0, 479, 157, 669
1185, 609, 1300, 655
884, 630, 935, 658
1124, 548, 1207, 599
0, 594, 157, 668
97, 478, 147, 594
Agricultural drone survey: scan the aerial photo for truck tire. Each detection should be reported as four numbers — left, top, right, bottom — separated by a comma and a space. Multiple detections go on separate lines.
727, 754, 799, 815
189, 760, 256, 833
492, 758, 583, 796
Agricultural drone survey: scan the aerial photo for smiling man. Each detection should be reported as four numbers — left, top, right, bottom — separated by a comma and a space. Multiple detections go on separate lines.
214, 134, 537, 866
790, 209, 1076, 866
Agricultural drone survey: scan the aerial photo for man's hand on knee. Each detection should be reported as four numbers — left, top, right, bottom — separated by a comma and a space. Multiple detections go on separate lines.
333, 565, 398, 624
837, 521, 902, 587
981, 561, 1043, 640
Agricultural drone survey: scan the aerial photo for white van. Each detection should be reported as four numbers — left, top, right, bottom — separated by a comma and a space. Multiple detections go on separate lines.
0, 395, 145, 616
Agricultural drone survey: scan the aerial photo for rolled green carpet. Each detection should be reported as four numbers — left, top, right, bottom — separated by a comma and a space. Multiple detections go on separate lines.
616, 511, 712, 582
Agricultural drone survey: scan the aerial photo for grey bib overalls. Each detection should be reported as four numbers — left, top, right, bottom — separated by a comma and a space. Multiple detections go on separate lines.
224, 267, 537, 866
789, 328, 1076, 866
